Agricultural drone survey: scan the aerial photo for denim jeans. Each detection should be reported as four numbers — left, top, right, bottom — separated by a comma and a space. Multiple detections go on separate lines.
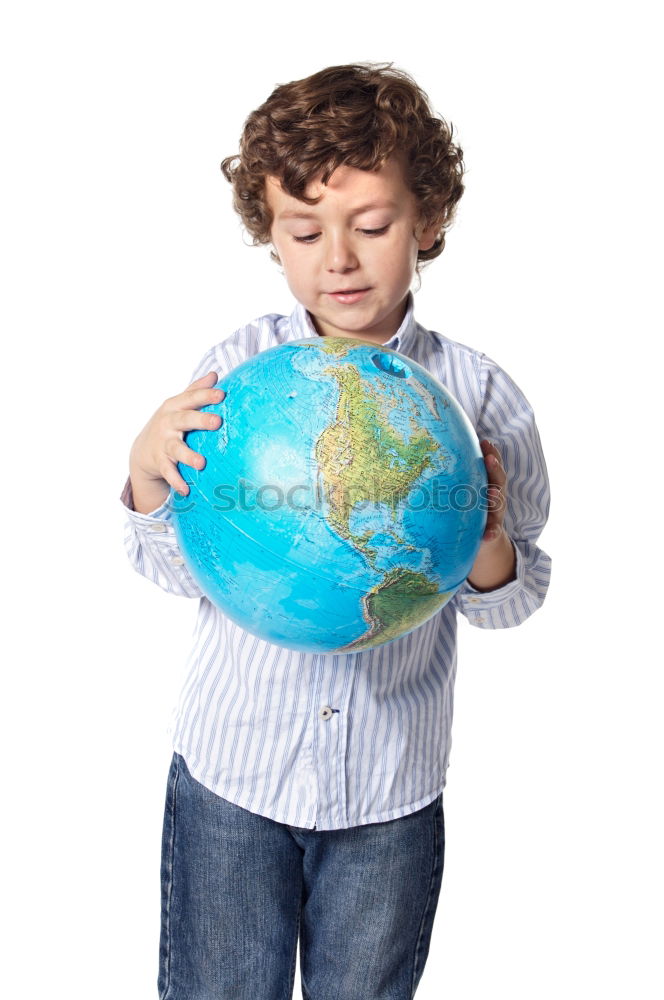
158, 752, 445, 1000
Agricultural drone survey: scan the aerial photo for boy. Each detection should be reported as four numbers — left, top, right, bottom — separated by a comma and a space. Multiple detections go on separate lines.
121, 63, 551, 1000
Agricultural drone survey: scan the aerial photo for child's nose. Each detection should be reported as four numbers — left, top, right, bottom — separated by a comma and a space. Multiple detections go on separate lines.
324, 234, 359, 272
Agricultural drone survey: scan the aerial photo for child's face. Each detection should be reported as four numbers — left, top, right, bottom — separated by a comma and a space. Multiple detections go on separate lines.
266, 155, 439, 343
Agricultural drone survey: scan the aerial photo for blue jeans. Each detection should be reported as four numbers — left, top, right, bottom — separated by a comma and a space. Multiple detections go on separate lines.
158, 752, 445, 999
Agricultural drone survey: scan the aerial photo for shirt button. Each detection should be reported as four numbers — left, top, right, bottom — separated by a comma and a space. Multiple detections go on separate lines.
319, 706, 334, 720
151, 523, 168, 532
170, 555, 185, 565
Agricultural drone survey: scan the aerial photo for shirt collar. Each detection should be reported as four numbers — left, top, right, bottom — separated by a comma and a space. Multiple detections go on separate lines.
287, 292, 419, 356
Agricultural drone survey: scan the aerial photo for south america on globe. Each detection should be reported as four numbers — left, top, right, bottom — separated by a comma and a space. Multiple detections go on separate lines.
170, 337, 488, 653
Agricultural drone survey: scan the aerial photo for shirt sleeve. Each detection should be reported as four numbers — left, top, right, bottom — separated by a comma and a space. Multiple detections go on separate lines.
451, 356, 552, 629
119, 345, 223, 599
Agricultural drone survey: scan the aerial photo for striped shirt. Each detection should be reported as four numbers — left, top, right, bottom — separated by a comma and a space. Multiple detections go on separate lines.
120, 292, 551, 830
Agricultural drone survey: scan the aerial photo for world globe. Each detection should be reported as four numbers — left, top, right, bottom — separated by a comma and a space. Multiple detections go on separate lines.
170, 337, 487, 653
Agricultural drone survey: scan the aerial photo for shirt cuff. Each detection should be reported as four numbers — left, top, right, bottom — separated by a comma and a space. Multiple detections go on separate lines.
119, 476, 175, 527
455, 540, 526, 610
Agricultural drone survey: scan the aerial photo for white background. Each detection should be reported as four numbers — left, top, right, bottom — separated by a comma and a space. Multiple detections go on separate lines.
2, 1, 661, 997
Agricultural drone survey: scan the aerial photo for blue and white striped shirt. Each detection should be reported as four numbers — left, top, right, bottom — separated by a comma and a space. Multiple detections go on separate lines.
120, 293, 551, 830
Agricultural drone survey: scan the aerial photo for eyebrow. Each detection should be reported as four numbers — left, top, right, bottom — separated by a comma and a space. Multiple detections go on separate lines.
277, 200, 399, 221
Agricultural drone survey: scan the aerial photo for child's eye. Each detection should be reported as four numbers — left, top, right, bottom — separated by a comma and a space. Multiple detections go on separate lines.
292, 225, 390, 244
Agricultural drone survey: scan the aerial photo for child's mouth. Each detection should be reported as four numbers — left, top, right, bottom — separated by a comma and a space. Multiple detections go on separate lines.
328, 289, 371, 303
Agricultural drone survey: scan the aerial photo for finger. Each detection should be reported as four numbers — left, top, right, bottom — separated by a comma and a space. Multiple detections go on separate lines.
480, 442, 506, 484
165, 437, 209, 472
166, 408, 223, 434
484, 492, 504, 528
486, 453, 506, 486
159, 444, 207, 497
479, 439, 503, 466
184, 385, 225, 408
482, 482, 506, 538
482, 521, 503, 541
164, 385, 225, 413
188, 370, 219, 389
486, 482, 506, 519
158, 458, 194, 497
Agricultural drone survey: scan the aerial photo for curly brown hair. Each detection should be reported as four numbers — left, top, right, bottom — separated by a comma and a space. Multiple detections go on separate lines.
220, 62, 465, 270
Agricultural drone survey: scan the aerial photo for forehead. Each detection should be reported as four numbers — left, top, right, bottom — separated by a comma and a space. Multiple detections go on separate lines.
265, 155, 412, 217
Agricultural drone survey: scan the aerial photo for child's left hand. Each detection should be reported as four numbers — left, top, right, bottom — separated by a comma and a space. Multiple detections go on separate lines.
479, 438, 508, 542
466, 439, 516, 591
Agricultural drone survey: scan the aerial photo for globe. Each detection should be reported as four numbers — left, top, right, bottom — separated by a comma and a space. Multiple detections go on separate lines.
170, 337, 487, 653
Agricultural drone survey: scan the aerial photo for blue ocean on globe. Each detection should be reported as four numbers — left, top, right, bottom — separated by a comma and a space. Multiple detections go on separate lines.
169, 337, 487, 653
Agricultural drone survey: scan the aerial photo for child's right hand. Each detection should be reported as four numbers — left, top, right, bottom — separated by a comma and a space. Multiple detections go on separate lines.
129, 371, 225, 513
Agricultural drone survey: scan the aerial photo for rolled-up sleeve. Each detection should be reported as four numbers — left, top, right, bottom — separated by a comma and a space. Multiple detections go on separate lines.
452, 357, 551, 628
119, 344, 225, 599
120, 476, 204, 598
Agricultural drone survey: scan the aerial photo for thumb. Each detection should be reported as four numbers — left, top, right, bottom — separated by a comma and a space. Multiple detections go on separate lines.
189, 370, 219, 388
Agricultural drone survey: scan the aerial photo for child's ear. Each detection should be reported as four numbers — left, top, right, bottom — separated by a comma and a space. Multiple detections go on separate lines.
415, 215, 441, 253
